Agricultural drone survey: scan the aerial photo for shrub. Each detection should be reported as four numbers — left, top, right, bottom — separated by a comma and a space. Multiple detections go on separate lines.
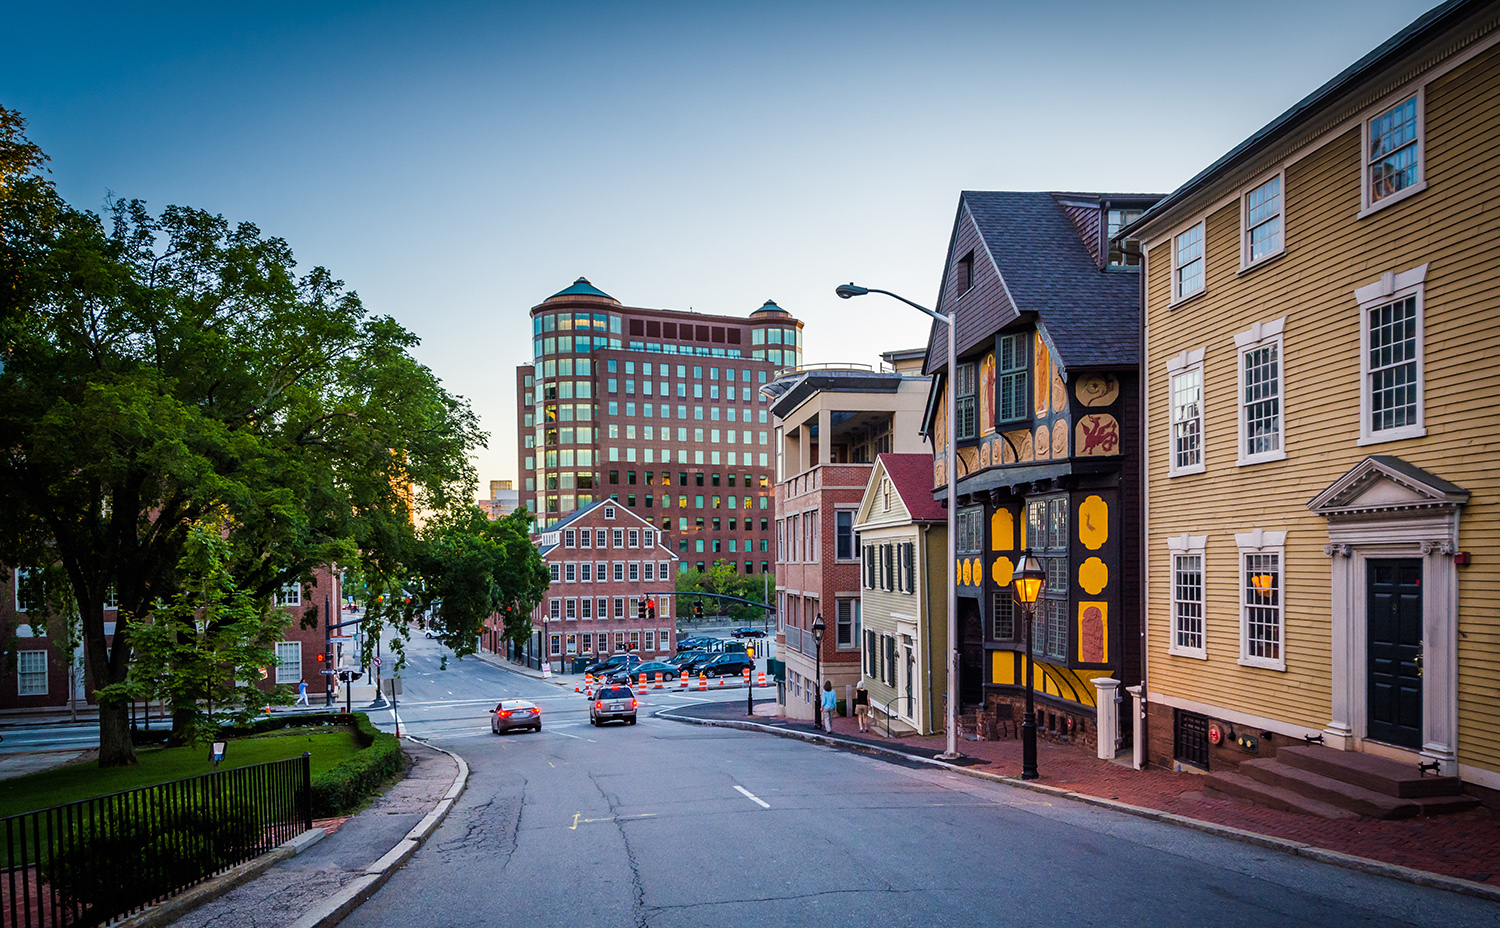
308, 713, 404, 817
42, 791, 261, 919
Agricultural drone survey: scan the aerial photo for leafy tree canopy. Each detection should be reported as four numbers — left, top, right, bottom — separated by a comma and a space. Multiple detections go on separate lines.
676, 562, 774, 624
0, 106, 485, 765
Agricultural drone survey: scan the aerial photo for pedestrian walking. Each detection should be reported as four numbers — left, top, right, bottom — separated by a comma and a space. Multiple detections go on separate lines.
296, 680, 310, 707
820, 680, 836, 733
854, 681, 870, 732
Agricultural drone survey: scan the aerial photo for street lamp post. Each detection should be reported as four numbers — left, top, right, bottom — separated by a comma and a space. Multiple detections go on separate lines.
836, 283, 961, 759
1011, 548, 1047, 780
811, 615, 825, 728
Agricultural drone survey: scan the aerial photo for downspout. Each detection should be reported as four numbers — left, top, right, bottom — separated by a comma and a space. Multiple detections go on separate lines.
1122, 238, 1150, 770
921, 521, 934, 735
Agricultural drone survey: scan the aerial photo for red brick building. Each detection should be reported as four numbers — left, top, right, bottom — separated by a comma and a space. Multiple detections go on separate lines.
1, 565, 344, 712
515, 278, 800, 575
501, 500, 680, 673
766, 350, 932, 720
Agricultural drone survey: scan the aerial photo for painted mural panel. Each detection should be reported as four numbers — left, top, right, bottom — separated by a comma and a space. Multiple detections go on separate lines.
979, 351, 996, 436
1075, 414, 1120, 456
1078, 602, 1108, 664
1034, 339, 1050, 418
1074, 373, 1120, 407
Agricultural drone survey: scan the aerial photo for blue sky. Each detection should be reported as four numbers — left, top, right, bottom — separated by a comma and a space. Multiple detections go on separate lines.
4, 0, 1439, 488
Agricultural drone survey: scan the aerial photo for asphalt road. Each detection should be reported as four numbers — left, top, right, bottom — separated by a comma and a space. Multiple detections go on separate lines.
342, 637, 1492, 928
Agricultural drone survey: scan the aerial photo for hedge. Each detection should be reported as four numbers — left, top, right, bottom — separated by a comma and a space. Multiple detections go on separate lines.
217, 712, 405, 817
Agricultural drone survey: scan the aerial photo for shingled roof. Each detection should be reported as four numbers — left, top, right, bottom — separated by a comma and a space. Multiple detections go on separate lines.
878, 453, 945, 522
924, 191, 1153, 376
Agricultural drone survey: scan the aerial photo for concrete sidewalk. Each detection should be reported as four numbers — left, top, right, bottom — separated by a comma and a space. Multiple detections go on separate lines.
163, 738, 464, 928
665, 702, 1500, 897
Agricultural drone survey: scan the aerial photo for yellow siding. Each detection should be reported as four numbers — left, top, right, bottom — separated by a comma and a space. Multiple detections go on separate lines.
1145, 41, 1500, 772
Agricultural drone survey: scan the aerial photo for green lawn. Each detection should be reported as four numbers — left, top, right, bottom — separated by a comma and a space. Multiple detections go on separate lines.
0, 727, 362, 820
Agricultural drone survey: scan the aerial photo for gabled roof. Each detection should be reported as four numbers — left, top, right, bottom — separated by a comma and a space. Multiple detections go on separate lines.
924, 191, 1155, 376
1308, 455, 1469, 518
879, 453, 945, 522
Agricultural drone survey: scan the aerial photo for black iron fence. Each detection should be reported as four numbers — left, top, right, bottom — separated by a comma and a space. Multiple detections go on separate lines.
1, 753, 312, 928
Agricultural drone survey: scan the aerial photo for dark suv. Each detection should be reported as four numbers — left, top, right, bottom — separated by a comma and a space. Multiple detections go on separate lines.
590, 686, 638, 726
701, 653, 754, 678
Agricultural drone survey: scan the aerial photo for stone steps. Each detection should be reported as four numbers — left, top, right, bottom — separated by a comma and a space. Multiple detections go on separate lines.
1203, 744, 1478, 820
1202, 771, 1362, 820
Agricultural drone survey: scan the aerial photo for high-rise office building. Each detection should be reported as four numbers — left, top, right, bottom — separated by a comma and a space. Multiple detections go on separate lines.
515, 278, 803, 574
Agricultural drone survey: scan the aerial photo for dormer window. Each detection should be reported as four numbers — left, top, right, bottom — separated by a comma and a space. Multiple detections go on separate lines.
1107, 209, 1143, 266
998, 332, 1030, 425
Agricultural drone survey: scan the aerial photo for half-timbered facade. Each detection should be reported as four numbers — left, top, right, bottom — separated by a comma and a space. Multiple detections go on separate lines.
921, 190, 1159, 752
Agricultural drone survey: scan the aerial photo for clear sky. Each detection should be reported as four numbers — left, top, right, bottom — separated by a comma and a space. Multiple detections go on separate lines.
4, 0, 1439, 492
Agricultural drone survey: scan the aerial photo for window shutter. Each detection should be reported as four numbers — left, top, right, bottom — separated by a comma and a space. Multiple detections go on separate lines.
884, 636, 896, 685
904, 542, 915, 593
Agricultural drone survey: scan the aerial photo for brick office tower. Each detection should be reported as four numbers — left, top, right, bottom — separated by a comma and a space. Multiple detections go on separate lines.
515, 278, 801, 577
765, 349, 932, 721
526, 500, 680, 672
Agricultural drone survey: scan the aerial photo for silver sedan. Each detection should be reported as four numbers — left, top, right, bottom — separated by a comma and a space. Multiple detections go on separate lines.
491, 699, 542, 734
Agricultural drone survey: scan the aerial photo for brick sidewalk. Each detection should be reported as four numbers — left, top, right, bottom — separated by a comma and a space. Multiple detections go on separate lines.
680, 704, 1500, 889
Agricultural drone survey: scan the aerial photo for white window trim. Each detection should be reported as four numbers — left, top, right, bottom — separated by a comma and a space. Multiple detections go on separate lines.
1165, 347, 1207, 477
1166, 534, 1208, 660
1169, 219, 1208, 306
1359, 86, 1427, 219
1356, 263, 1428, 446
18, 649, 48, 696
1239, 169, 1286, 271
1236, 530, 1287, 672
275, 641, 303, 684
1234, 316, 1288, 466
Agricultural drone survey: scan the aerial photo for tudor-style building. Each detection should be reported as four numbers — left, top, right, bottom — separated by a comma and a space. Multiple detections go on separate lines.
920, 189, 1159, 753
508, 499, 680, 673
1124, 0, 1500, 798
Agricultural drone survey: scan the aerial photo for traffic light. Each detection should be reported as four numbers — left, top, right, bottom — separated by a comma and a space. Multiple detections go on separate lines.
637, 599, 647, 621
646, 599, 656, 620
694, 601, 704, 620
316, 653, 326, 663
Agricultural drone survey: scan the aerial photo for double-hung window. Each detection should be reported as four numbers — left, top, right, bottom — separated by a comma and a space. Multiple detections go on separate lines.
997, 332, 1029, 425
1363, 92, 1425, 214
835, 598, 859, 649
1235, 317, 1286, 465
18, 650, 48, 696
1167, 535, 1207, 659
1172, 222, 1205, 302
1107, 208, 1143, 267
1236, 530, 1286, 671
275, 583, 301, 607
955, 361, 978, 441
1357, 264, 1427, 444
835, 510, 857, 561
275, 641, 303, 684
1166, 348, 1205, 476
1242, 173, 1284, 267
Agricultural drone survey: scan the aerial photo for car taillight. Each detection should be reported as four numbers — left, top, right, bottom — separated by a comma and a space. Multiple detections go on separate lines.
595, 701, 603, 710
498, 710, 512, 718
631, 699, 638, 708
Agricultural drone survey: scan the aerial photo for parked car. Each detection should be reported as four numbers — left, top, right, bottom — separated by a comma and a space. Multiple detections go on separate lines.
491, 699, 541, 734
590, 686, 638, 726
701, 653, 754, 678
585, 654, 641, 677
731, 627, 768, 639
676, 636, 714, 651
670, 650, 716, 674
604, 660, 677, 684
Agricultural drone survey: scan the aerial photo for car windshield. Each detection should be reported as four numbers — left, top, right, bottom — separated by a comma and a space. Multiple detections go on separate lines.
599, 687, 632, 699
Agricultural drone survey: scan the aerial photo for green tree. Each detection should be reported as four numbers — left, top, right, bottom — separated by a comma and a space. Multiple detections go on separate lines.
0, 107, 483, 765
402, 506, 549, 661
99, 517, 292, 746
676, 562, 774, 624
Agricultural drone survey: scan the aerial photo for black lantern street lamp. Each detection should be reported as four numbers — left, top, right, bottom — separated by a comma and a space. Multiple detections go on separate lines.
1011, 548, 1047, 781
811, 615, 826, 728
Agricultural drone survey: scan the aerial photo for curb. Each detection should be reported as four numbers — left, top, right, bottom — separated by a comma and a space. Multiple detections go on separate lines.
656, 710, 1500, 905
287, 738, 470, 928
115, 829, 326, 928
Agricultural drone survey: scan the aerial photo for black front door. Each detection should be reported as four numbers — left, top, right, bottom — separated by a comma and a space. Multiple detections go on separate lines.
1367, 559, 1423, 749
959, 599, 984, 707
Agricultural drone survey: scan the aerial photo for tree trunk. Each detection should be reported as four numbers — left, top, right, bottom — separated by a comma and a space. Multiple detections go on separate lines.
169, 706, 196, 747
97, 701, 138, 767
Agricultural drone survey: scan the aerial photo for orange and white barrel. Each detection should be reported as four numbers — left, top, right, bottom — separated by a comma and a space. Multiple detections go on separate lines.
742, 668, 751, 687
698, 672, 707, 691
639, 672, 648, 690
757, 670, 767, 687
680, 671, 690, 689
654, 672, 664, 689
